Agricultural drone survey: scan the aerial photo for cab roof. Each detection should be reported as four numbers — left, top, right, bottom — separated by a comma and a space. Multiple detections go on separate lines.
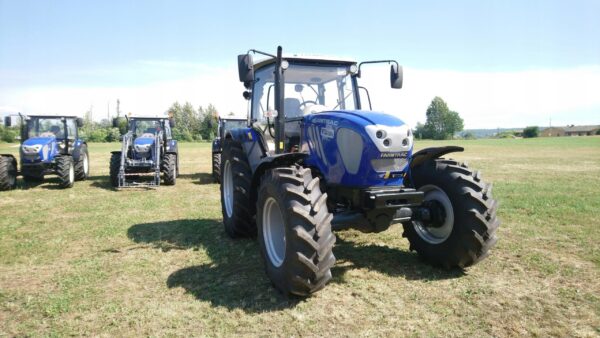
253, 54, 357, 71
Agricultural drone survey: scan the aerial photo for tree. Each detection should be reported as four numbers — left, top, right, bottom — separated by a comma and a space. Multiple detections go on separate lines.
522, 126, 539, 138
199, 104, 219, 140
419, 97, 464, 140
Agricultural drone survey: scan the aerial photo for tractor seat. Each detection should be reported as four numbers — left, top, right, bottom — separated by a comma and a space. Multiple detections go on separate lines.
284, 98, 302, 118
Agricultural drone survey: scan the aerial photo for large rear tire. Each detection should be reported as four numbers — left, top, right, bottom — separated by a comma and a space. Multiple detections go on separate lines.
109, 152, 121, 187
162, 154, 177, 185
220, 139, 255, 237
0, 156, 17, 191
74, 145, 90, 181
56, 155, 75, 189
403, 159, 499, 268
212, 152, 221, 183
257, 165, 336, 296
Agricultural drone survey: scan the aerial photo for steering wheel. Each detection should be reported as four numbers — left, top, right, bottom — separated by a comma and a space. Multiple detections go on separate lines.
298, 100, 318, 110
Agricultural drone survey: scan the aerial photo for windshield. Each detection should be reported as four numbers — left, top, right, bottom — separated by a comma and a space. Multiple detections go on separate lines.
222, 120, 246, 132
251, 62, 357, 122
131, 119, 162, 137
27, 118, 74, 140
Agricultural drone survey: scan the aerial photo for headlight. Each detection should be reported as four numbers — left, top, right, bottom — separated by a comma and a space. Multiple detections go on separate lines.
365, 124, 413, 152
22, 144, 42, 154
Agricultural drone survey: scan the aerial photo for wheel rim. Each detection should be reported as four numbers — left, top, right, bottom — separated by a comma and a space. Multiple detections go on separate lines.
69, 163, 75, 184
223, 160, 233, 218
413, 184, 454, 244
262, 197, 286, 267
83, 153, 89, 175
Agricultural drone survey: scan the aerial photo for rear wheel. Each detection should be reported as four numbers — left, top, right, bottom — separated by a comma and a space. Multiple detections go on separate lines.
162, 154, 176, 185
212, 153, 221, 183
56, 155, 75, 189
109, 152, 121, 187
403, 159, 499, 268
74, 145, 90, 181
220, 139, 255, 237
0, 156, 17, 191
257, 165, 336, 296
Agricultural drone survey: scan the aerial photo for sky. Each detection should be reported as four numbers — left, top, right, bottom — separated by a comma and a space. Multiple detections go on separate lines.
1, 0, 599, 129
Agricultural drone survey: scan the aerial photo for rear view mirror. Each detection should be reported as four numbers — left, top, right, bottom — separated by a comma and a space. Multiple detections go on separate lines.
4, 116, 11, 127
169, 118, 175, 128
76, 117, 84, 128
390, 64, 403, 89
238, 54, 254, 88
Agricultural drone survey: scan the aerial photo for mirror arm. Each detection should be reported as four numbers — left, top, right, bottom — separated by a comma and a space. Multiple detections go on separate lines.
357, 60, 398, 77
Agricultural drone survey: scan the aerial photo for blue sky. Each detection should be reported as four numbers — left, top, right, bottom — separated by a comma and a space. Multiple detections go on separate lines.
1, 0, 599, 128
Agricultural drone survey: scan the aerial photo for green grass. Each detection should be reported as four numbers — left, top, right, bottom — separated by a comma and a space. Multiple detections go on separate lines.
1, 137, 599, 336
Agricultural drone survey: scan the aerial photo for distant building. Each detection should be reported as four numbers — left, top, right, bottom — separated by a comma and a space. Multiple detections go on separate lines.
540, 127, 566, 137
539, 125, 599, 137
564, 125, 600, 136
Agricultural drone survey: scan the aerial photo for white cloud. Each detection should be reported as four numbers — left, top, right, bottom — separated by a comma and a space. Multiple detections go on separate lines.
1, 62, 599, 129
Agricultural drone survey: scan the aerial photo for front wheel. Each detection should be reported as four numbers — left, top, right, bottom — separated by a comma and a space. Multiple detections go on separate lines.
56, 155, 75, 189
0, 156, 17, 191
74, 145, 90, 181
109, 152, 121, 187
162, 154, 176, 185
257, 165, 336, 296
212, 153, 221, 183
403, 159, 499, 268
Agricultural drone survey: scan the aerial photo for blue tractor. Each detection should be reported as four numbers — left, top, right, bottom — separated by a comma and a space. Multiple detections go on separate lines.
0, 114, 89, 190
110, 115, 178, 188
212, 116, 247, 183
220, 47, 499, 296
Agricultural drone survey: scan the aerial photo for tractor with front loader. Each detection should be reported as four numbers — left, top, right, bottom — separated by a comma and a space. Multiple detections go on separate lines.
0, 114, 89, 190
212, 116, 247, 183
219, 46, 500, 296
110, 115, 179, 188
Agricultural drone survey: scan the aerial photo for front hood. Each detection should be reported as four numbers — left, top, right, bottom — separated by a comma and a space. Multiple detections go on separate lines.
305, 110, 407, 128
23, 136, 55, 147
134, 136, 155, 147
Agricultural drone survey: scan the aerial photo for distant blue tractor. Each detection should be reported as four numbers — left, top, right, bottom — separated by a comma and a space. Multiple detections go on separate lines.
220, 47, 499, 296
211, 116, 247, 183
110, 116, 178, 188
0, 114, 89, 190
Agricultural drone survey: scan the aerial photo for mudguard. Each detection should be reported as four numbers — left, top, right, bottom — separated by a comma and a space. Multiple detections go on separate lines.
409, 146, 464, 169
249, 152, 308, 201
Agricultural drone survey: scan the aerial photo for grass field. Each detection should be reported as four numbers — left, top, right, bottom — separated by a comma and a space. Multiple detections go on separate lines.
1, 137, 599, 336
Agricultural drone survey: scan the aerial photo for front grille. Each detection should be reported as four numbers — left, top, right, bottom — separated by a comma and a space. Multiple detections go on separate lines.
371, 158, 409, 172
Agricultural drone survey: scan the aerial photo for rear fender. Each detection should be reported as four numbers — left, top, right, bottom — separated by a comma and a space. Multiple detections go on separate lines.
409, 146, 464, 169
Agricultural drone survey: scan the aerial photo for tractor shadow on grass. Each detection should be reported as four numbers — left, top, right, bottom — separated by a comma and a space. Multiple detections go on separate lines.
330, 236, 465, 284
127, 219, 300, 313
89, 175, 116, 190
176, 172, 215, 185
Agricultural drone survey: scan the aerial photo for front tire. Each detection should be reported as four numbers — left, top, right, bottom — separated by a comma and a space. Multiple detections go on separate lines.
162, 154, 177, 185
257, 165, 336, 296
109, 152, 121, 187
56, 155, 75, 189
220, 139, 255, 237
0, 156, 17, 191
212, 153, 221, 183
74, 145, 90, 181
403, 159, 499, 268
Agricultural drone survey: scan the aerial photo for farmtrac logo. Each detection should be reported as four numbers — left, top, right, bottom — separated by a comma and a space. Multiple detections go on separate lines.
380, 152, 408, 159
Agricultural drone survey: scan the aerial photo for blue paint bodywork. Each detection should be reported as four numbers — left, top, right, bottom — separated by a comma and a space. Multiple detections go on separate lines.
20, 136, 85, 165
228, 110, 412, 189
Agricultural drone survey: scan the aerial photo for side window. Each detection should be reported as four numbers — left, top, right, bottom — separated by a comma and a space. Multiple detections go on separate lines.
66, 119, 76, 139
